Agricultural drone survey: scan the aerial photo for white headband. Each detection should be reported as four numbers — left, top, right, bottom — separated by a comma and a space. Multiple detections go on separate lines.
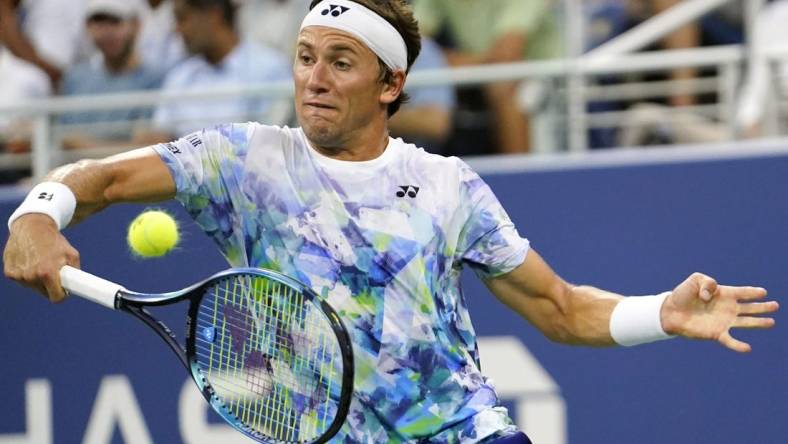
300, 0, 408, 71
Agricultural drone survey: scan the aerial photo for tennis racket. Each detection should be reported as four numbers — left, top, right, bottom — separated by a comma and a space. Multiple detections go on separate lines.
59, 265, 354, 444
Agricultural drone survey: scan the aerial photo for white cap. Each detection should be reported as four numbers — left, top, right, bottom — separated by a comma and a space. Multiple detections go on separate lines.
86, 0, 142, 20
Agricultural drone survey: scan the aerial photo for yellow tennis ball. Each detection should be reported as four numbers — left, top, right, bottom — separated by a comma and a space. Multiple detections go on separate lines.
127, 210, 180, 258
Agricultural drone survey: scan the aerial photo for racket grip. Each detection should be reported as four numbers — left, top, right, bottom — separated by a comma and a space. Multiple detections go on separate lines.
60, 265, 124, 309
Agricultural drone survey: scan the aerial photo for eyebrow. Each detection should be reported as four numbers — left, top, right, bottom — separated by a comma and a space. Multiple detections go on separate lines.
296, 40, 361, 56
296, 41, 314, 51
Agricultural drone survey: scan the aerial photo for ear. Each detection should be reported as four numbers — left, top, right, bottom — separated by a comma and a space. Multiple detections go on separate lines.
379, 70, 407, 106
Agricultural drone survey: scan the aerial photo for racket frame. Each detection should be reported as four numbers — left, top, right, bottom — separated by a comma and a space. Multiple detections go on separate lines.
65, 267, 354, 444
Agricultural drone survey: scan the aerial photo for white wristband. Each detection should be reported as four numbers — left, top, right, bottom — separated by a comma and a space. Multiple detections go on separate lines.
609, 292, 675, 346
8, 182, 77, 230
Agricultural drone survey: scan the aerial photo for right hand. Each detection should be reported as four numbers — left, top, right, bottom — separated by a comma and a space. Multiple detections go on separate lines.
4, 213, 80, 302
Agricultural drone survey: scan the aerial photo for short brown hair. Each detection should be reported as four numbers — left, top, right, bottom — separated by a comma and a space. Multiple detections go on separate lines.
307, 0, 422, 116
183, 0, 237, 28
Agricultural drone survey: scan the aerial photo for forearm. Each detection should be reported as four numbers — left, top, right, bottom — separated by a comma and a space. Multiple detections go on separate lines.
444, 32, 526, 67
654, 0, 699, 106
443, 49, 486, 67
486, 253, 621, 345
559, 285, 623, 346
490, 250, 776, 353
498, 275, 665, 347
44, 159, 117, 224
43, 148, 175, 225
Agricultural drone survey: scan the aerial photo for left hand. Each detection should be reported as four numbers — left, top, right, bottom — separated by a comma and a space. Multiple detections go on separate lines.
661, 273, 779, 352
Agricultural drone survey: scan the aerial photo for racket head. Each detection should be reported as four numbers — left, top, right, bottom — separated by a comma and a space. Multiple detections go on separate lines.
184, 268, 354, 444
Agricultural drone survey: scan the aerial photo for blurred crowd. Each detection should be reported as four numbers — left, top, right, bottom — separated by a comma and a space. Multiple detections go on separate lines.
0, 0, 782, 183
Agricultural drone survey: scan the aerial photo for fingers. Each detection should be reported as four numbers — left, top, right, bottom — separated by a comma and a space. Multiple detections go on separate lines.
42, 273, 67, 303
5, 250, 80, 303
718, 331, 752, 353
45, 246, 81, 303
733, 315, 776, 329
722, 285, 769, 301
739, 301, 779, 316
20, 263, 67, 302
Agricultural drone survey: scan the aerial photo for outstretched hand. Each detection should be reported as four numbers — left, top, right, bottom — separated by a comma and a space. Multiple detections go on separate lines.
661, 273, 779, 352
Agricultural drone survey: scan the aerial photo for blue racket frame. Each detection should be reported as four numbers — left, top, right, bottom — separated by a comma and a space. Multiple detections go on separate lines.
114, 268, 354, 444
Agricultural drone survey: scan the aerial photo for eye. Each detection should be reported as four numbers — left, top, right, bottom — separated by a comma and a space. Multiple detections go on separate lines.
298, 54, 314, 65
335, 60, 351, 71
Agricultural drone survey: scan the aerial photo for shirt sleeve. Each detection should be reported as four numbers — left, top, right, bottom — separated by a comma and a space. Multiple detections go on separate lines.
152, 123, 253, 263
455, 161, 529, 279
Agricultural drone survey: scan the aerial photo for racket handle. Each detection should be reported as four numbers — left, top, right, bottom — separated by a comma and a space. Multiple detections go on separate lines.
60, 265, 124, 309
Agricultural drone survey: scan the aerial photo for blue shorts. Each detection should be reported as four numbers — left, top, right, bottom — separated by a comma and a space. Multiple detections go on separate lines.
488, 432, 533, 444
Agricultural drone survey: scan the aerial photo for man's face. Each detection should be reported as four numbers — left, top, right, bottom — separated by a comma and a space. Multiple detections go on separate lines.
173, 0, 215, 56
294, 26, 393, 149
86, 15, 138, 63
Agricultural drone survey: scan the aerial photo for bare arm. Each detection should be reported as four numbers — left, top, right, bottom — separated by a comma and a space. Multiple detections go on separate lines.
0, 0, 61, 85
49, 147, 175, 222
388, 105, 452, 143
485, 249, 621, 346
653, 0, 700, 107
3, 148, 175, 301
485, 249, 778, 351
443, 32, 526, 67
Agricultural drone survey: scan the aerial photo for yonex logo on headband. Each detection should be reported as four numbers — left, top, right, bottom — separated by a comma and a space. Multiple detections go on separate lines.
301, 0, 408, 71
322, 4, 350, 17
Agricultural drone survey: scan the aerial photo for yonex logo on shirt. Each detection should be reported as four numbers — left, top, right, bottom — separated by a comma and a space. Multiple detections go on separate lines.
322, 4, 350, 17
396, 186, 420, 198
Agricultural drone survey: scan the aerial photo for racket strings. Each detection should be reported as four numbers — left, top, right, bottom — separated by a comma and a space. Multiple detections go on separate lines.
193, 274, 343, 443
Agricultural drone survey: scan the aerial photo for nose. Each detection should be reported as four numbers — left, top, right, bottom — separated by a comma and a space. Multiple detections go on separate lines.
306, 60, 330, 94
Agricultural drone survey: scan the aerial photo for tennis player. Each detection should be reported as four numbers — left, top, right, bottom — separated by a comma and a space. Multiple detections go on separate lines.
4, 1, 778, 443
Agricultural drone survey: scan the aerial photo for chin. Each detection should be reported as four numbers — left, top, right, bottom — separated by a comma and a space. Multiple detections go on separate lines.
302, 121, 341, 147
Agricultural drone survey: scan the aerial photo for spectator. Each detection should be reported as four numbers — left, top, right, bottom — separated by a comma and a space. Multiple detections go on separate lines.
59, 0, 165, 149
611, 1, 764, 148
587, 0, 738, 148
636, 0, 702, 107
138, 0, 292, 142
236, 0, 311, 57
389, 37, 455, 153
412, 0, 562, 154
0, 0, 86, 97
0, 0, 87, 149
736, 0, 788, 138
137, 0, 186, 73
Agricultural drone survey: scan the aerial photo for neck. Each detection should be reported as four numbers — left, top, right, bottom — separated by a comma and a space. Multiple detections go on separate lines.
204, 30, 239, 65
311, 118, 390, 162
104, 46, 140, 74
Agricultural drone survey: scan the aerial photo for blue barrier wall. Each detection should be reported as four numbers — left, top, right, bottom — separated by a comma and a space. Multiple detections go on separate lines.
2, 150, 786, 443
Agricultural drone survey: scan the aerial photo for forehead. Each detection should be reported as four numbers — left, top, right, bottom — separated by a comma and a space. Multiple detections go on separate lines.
297, 26, 375, 57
